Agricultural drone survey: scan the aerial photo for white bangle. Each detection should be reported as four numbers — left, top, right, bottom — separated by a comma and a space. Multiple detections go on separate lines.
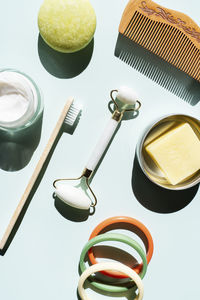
78, 262, 144, 300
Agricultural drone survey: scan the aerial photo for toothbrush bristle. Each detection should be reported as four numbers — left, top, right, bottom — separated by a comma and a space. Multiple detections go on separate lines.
64, 103, 81, 126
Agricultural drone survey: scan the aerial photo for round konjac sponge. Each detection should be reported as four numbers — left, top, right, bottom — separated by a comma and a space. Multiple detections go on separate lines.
38, 0, 96, 53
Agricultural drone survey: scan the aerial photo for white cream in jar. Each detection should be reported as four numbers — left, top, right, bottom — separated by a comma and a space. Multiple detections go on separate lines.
0, 71, 38, 129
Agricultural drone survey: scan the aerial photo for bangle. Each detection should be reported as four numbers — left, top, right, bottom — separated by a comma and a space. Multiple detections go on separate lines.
78, 262, 144, 300
79, 232, 147, 293
88, 216, 154, 278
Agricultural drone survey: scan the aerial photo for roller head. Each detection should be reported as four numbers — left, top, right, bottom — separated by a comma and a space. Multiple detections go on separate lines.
55, 184, 91, 210
116, 86, 138, 105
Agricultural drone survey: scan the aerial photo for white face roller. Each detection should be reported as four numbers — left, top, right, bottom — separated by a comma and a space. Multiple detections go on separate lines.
55, 184, 91, 210
53, 86, 141, 211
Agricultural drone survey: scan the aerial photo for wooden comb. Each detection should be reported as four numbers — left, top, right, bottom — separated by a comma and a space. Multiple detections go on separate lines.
115, 0, 200, 105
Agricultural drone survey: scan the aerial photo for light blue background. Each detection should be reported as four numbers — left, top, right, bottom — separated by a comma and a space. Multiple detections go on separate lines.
0, 0, 200, 299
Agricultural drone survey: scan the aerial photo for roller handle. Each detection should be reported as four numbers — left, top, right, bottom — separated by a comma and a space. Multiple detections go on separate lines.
85, 118, 118, 172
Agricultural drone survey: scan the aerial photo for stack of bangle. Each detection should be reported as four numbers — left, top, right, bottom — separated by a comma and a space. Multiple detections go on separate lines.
88, 216, 154, 277
78, 216, 154, 299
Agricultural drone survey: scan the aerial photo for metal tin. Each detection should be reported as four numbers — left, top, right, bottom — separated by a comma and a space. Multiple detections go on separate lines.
136, 114, 200, 190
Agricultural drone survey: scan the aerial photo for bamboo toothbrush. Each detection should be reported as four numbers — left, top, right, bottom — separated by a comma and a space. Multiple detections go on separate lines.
115, 0, 200, 105
0, 98, 81, 251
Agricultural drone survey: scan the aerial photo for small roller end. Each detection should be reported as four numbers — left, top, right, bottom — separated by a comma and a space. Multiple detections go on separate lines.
116, 86, 138, 105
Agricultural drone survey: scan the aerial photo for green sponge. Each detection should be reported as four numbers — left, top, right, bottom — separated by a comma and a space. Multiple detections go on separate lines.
38, 0, 96, 53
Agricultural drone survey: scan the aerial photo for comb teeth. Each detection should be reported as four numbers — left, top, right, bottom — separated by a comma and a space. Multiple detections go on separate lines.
64, 103, 82, 126
123, 11, 200, 83
115, 33, 200, 105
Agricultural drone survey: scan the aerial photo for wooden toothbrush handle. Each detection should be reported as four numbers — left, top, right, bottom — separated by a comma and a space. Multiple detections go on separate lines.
0, 98, 74, 251
119, 0, 200, 47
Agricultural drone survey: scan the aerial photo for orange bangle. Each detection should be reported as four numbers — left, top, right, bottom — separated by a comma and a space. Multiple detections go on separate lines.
88, 216, 154, 279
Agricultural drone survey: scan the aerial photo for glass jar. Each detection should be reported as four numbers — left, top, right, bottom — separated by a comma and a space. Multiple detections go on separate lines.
0, 69, 43, 133
0, 69, 44, 171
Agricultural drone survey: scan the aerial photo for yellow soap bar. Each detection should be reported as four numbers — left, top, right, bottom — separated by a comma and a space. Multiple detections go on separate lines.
145, 123, 200, 185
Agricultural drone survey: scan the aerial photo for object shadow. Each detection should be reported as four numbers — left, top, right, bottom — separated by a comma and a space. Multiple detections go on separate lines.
0, 118, 79, 255
132, 155, 199, 213
76, 285, 137, 300
54, 194, 90, 222
0, 113, 43, 171
89, 245, 138, 271
108, 100, 139, 122
115, 33, 200, 105
38, 34, 94, 79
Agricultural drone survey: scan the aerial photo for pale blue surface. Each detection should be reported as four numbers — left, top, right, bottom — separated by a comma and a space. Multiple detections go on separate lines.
0, 0, 200, 299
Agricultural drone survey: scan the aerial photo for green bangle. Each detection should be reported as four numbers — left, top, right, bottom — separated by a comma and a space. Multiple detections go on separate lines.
79, 232, 147, 293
